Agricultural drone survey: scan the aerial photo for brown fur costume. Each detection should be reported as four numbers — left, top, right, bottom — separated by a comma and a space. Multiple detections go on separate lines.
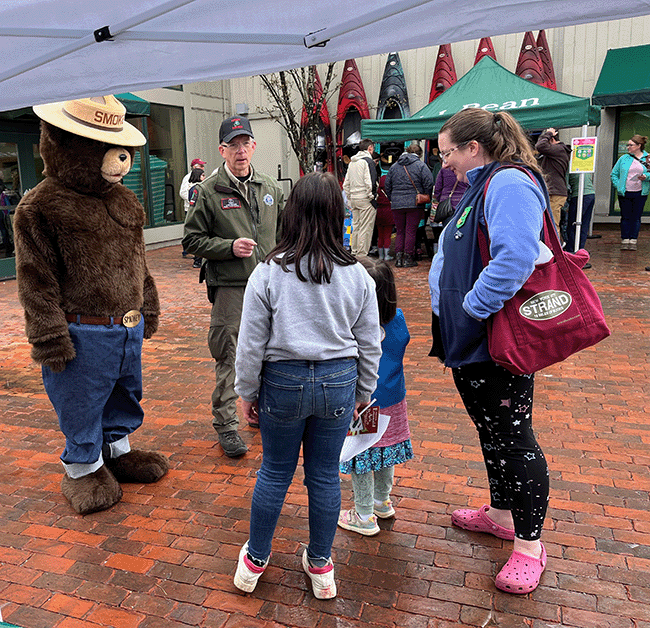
14, 121, 168, 515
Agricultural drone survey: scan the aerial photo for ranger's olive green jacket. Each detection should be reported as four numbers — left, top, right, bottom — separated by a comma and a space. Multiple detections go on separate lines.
182, 165, 284, 287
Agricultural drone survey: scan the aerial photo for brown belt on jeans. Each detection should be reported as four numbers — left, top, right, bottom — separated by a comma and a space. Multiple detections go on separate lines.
65, 310, 142, 327
66, 313, 124, 325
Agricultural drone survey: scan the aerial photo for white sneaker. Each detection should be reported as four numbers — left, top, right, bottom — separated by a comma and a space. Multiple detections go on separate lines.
302, 549, 336, 599
233, 541, 268, 593
630, 239, 638, 251
621, 239, 631, 250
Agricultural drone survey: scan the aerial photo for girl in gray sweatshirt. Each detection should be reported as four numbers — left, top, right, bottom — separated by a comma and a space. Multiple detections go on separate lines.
233, 172, 382, 600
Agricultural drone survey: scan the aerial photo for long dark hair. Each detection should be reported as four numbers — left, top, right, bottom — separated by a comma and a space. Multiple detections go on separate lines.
189, 167, 204, 183
440, 108, 541, 174
357, 257, 397, 325
267, 171, 356, 283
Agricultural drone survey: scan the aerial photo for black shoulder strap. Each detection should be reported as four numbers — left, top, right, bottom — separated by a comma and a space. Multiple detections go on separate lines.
363, 156, 378, 195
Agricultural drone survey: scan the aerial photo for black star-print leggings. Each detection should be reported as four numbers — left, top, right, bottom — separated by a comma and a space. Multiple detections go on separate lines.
452, 361, 549, 541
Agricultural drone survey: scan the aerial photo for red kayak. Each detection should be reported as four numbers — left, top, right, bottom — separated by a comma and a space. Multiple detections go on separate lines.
536, 30, 557, 90
474, 37, 497, 65
429, 44, 457, 102
336, 58, 370, 185
300, 67, 334, 175
515, 31, 546, 87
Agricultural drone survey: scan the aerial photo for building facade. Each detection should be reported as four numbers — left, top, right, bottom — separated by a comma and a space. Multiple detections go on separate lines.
1, 16, 649, 279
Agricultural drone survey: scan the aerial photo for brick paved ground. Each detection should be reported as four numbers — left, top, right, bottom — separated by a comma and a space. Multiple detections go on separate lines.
1, 226, 649, 628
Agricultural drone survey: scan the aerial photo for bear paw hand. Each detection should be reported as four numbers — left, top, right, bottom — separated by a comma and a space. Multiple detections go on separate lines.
32, 337, 76, 372
143, 314, 159, 339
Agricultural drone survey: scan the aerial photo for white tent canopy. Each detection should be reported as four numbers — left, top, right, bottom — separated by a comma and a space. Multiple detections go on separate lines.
1, 0, 649, 112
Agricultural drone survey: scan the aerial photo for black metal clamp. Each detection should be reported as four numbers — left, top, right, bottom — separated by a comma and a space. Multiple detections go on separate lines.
94, 26, 114, 43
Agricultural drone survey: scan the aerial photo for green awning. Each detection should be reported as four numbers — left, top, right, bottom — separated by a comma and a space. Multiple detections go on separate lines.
0, 93, 150, 120
362, 56, 600, 142
592, 45, 650, 107
116, 92, 150, 116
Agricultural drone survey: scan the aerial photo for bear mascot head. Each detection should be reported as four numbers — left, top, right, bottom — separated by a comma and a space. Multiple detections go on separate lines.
14, 95, 168, 515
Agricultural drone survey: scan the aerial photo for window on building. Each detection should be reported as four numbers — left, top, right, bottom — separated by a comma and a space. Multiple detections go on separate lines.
0, 142, 19, 259
147, 104, 186, 224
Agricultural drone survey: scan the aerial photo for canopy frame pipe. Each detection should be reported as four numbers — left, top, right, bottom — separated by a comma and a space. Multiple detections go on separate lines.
0, 27, 304, 46
304, 0, 433, 48
0, 0, 197, 85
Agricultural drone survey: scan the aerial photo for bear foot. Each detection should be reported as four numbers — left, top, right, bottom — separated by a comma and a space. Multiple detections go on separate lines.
105, 449, 169, 484
61, 465, 123, 515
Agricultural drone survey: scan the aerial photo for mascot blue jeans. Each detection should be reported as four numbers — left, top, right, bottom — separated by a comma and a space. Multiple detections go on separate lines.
42, 317, 145, 478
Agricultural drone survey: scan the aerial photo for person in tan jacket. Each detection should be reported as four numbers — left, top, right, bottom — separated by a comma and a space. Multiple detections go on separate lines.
343, 139, 377, 256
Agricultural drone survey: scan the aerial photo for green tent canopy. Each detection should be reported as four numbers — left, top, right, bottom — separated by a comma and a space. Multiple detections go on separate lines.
0, 93, 149, 121
361, 56, 601, 142
115, 93, 151, 117
592, 44, 650, 106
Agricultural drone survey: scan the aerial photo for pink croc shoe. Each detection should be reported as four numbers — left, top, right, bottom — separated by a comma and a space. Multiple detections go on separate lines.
495, 543, 546, 594
451, 504, 515, 540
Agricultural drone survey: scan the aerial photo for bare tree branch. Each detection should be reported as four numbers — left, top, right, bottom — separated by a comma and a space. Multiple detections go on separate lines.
259, 63, 338, 175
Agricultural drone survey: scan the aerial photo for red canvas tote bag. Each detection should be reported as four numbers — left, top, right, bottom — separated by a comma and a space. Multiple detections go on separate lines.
478, 166, 610, 375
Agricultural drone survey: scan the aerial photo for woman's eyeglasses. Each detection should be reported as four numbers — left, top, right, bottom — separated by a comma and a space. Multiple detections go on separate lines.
440, 141, 470, 162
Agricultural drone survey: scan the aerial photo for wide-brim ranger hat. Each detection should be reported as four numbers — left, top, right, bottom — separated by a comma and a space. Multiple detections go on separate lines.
33, 95, 146, 146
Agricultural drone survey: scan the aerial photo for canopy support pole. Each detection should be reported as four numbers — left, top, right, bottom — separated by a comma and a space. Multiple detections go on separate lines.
0, 27, 304, 46
304, 0, 432, 48
0, 0, 196, 85
573, 124, 588, 252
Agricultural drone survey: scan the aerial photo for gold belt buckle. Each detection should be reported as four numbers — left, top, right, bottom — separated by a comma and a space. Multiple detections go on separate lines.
122, 309, 142, 328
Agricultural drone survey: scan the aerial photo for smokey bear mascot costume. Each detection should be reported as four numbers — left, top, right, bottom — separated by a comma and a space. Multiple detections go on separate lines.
14, 95, 169, 515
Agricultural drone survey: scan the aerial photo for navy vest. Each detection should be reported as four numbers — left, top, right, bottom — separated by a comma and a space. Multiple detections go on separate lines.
437, 162, 546, 368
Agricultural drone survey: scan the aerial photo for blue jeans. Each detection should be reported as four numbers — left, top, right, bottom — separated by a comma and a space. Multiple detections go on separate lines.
42, 318, 145, 467
619, 191, 648, 240
247, 358, 357, 563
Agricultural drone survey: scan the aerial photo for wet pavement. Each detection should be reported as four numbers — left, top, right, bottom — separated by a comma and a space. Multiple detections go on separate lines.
0, 226, 649, 628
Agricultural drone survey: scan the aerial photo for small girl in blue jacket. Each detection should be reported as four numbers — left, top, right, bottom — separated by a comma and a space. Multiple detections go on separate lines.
338, 257, 414, 536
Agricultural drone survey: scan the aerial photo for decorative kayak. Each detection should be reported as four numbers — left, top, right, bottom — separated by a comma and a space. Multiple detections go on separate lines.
429, 44, 457, 102
474, 37, 497, 65
377, 52, 410, 169
536, 30, 557, 90
300, 67, 334, 175
515, 31, 546, 87
424, 44, 456, 175
336, 58, 370, 185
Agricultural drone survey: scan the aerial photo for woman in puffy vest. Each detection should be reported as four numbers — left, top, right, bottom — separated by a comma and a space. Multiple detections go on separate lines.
429, 108, 550, 595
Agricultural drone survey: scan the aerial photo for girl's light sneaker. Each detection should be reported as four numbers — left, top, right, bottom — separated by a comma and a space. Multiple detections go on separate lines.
337, 508, 380, 535
374, 499, 395, 519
